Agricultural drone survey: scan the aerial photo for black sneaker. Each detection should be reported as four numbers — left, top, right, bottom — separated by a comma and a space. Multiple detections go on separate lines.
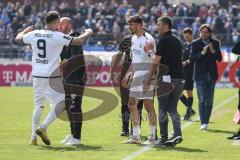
227, 132, 240, 140
183, 110, 191, 121
155, 138, 167, 147
164, 136, 183, 147
190, 109, 196, 117
183, 109, 196, 121
120, 131, 129, 137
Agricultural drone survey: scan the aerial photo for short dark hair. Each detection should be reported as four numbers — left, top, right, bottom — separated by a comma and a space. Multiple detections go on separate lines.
127, 15, 143, 24
157, 16, 173, 29
199, 24, 212, 33
45, 11, 60, 24
183, 27, 193, 35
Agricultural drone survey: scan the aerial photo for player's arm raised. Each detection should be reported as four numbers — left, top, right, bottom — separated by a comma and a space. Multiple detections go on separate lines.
70, 29, 93, 46
15, 26, 34, 44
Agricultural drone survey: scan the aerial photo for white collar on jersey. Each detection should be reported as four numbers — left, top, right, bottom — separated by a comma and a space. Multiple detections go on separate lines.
133, 32, 148, 40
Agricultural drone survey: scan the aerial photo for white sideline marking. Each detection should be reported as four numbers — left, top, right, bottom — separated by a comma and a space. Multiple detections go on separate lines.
122, 94, 238, 160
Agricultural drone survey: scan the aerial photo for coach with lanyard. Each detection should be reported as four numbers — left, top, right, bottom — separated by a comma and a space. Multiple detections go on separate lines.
59, 17, 86, 146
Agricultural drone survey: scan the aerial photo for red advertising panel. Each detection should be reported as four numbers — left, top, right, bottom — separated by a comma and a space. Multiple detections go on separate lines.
0, 62, 239, 87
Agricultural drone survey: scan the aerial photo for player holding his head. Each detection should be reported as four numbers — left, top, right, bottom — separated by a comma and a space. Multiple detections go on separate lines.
15, 11, 93, 145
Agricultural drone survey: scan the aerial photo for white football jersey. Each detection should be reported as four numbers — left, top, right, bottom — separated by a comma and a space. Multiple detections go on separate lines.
131, 32, 156, 77
23, 29, 73, 77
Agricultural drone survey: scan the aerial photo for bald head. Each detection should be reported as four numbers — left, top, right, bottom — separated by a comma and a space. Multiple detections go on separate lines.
60, 17, 72, 24
59, 17, 72, 34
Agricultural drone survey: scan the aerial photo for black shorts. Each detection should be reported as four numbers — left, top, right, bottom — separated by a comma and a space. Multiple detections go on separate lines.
184, 79, 194, 90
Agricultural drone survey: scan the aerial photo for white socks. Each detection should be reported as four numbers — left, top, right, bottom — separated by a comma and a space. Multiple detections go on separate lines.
32, 106, 44, 140
40, 107, 58, 130
133, 126, 141, 138
150, 125, 156, 137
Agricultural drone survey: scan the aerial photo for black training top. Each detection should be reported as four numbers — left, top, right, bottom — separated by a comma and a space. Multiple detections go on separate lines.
182, 42, 194, 80
118, 35, 132, 69
156, 31, 183, 79
60, 31, 86, 85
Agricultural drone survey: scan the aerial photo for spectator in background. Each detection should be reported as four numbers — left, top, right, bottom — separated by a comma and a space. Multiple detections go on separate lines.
73, 13, 85, 31
190, 24, 222, 130
167, 6, 175, 17
75, 1, 88, 17
218, 6, 228, 20
232, 29, 240, 44
175, 3, 186, 17
112, 20, 121, 43
198, 5, 208, 22
177, 19, 188, 31
206, 7, 216, 26
1, 9, 10, 30
11, 17, 21, 34
23, 0, 32, 16
84, 15, 96, 30
23, 45, 32, 61
5, 23, 13, 43
34, 18, 44, 30
213, 13, 225, 34
96, 15, 110, 33
225, 18, 234, 43
1, 0, 240, 47
0, 20, 4, 41
186, 4, 196, 25
236, 20, 240, 31
192, 17, 201, 37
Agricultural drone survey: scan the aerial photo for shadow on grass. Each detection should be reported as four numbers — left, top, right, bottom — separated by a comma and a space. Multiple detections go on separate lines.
184, 119, 200, 123
154, 146, 207, 153
183, 120, 215, 124
37, 144, 103, 151
206, 129, 235, 134
135, 144, 207, 153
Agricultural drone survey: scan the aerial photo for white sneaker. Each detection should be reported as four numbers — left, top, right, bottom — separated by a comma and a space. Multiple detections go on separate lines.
60, 134, 73, 144
122, 136, 141, 144
143, 134, 155, 145
200, 124, 208, 130
65, 138, 81, 146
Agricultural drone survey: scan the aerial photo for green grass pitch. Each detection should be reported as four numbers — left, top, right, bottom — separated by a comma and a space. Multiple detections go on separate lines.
0, 87, 239, 160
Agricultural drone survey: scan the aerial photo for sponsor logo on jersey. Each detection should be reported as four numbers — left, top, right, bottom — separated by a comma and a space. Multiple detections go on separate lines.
132, 49, 141, 55
63, 35, 72, 40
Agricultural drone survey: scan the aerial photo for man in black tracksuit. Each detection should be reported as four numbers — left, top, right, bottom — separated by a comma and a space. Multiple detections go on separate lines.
59, 17, 86, 146
180, 27, 196, 120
